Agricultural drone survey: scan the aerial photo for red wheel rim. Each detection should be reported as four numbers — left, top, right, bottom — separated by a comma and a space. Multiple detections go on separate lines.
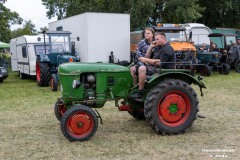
158, 91, 191, 127
67, 111, 94, 137
36, 63, 40, 82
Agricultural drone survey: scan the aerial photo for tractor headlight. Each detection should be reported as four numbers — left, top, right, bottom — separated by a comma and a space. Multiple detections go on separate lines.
72, 80, 81, 89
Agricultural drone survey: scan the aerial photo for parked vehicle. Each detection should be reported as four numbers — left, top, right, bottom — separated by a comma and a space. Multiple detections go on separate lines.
0, 66, 8, 83
36, 31, 79, 91
196, 50, 230, 75
180, 23, 212, 46
10, 34, 48, 79
54, 62, 206, 141
49, 12, 130, 63
208, 33, 239, 72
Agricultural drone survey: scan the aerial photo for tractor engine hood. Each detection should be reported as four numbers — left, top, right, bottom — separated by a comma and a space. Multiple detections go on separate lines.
58, 62, 129, 75
170, 42, 196, 51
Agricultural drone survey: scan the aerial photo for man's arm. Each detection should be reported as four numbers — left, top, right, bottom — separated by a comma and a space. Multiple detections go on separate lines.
139, 57, 160, 66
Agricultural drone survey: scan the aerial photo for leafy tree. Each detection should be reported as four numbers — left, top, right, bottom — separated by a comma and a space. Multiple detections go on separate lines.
0, 0, 22, 42
11, 20, 37, 39
42, 0, 155, 30
161, 0, 205, 24
197, 0, 240, 28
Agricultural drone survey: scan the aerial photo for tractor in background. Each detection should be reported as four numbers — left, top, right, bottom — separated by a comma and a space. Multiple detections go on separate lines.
36, 31, 80, 91
207, 33, 240, 73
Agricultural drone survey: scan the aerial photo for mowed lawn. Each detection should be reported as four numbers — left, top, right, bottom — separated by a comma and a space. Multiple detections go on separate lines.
0, 70, 239, 160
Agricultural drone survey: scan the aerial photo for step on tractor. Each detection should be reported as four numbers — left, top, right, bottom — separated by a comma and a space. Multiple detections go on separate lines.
36, 31, 79, 91
54, 62, 206, 141
207, 33, 240, 73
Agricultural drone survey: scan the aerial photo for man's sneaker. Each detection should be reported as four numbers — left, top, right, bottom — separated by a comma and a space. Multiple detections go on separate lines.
130, 90, 144, 99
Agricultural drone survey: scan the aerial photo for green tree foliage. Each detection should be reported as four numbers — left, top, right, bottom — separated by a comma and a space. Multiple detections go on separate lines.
11, 20, 37, 39
197, 0, 240, 28
0, 0, 22, 42
42, 0, 155, 30
161, 0, 205, 23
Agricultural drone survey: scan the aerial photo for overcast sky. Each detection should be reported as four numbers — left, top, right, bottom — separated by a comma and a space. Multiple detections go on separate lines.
5, 0, 57, 31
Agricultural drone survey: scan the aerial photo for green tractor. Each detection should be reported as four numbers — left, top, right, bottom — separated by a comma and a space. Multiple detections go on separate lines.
36, 31, 79, 91
55, 62, 206, 141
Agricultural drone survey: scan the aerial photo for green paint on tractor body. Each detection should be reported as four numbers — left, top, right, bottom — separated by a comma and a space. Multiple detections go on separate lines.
58, 62, 206, 109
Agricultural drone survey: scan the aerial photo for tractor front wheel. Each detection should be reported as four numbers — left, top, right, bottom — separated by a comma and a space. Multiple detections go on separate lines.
144, 79, 199, 135
50, 74, 58, 91
199, 65, 211, 76
36, 62, 50, 86
61, 105, 98, 141
219, 63, 230, 75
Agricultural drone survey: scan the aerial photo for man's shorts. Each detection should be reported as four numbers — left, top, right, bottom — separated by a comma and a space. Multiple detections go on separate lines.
135, 65, 155, 76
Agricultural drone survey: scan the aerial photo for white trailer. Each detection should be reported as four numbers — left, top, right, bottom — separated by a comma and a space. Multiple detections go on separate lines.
180, 23, 212, 45
10, 35, 49, 78
49, 12, 130, 63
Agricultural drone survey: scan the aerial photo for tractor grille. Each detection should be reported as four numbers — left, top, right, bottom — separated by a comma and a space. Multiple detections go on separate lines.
107, 76, 115, 86
176, 51, 185, 61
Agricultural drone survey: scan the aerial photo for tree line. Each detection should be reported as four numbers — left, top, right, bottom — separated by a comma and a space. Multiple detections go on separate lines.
1, 0, 240, 43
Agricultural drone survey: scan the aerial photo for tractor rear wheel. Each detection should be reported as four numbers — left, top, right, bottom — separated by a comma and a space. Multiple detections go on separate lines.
61, 105, 98, 141
50, 74, 58, 91
144, 79, 199, 135
54, 98, 66, 121
36, 62, 50, 86
200, 65, 211, 76
234, 59, 240, 73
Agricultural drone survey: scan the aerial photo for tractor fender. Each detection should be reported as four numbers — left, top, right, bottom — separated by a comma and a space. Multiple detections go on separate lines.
37, 54, 51, 63
147, 72, 206, 90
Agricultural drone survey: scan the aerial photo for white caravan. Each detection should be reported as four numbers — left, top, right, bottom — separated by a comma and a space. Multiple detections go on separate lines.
180, 23, 212, 45
10, 35, 49, 78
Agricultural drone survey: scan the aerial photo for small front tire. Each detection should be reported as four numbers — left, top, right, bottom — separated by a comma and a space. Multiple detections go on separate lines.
61, 105, 98, 141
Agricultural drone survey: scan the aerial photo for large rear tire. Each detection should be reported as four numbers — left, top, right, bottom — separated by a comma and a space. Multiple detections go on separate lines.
234, 59, 240, 73
36, 62, 50, 86
61, 105, 98, 141
144, 79, 199, 135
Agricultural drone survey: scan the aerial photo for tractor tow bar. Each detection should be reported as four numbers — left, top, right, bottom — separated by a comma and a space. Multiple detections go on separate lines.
94, 109, 103, 125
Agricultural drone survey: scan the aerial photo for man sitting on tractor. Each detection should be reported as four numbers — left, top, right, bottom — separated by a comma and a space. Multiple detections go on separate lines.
131, 32, 176, 99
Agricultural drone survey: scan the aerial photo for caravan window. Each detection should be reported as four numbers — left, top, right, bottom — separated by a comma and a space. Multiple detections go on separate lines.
22, 46, 27, 58
34, 45, 50, 55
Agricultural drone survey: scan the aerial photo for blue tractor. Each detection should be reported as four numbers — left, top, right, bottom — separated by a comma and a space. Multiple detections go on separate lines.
36, 31, 79, 91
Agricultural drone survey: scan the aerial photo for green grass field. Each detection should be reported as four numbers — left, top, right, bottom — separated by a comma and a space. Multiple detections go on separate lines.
0, 70, 239, 160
